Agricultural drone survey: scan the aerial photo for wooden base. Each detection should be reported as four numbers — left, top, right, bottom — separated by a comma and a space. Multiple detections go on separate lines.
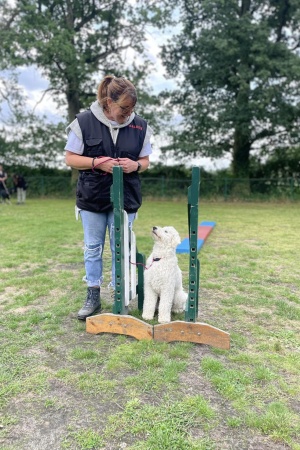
86, 314, 230, 349
86, 313, 153, 340
154, 321, 230, 349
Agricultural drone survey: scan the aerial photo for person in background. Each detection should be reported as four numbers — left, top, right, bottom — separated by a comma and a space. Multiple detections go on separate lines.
65, 75, 153, 320
13, 174, 27, 205
0, 164, 10, 203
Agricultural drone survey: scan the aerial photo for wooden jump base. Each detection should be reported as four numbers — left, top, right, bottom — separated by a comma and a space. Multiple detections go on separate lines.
86, 166, 230, 350
86, 314, 230, 349
87, 314, 153, 341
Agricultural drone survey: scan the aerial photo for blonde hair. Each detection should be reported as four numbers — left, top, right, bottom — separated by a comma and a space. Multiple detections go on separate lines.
97, 75, 137, 111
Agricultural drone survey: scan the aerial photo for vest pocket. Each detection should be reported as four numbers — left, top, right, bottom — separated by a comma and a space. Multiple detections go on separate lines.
77, 173, 111, 206
123, 175, 142, 211
85, 138, 103, 156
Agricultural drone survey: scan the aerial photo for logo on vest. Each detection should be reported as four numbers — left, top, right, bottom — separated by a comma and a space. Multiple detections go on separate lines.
129, 124, 143, 130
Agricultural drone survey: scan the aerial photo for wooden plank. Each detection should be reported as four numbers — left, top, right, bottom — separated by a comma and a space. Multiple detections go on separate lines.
86, 313, 153, 341
153, 321, 230, 350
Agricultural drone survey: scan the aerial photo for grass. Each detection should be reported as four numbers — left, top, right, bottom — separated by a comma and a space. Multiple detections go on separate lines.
0, 198, 300, 449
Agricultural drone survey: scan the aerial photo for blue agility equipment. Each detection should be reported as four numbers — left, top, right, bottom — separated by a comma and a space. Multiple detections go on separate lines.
176, 221, 216, 254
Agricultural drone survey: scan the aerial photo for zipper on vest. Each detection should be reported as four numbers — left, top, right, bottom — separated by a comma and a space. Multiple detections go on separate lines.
108, 122, 118, 158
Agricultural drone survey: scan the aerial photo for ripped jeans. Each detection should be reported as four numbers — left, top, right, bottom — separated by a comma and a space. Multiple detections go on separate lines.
79, 209, 136, 288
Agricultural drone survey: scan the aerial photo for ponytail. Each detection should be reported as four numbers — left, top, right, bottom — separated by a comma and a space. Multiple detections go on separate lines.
97, 75, 115, 111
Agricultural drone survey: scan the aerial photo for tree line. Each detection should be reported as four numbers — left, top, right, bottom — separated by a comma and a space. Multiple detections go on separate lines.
0, 0, 299, 179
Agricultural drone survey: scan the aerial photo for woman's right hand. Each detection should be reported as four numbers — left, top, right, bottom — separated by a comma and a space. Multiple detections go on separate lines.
95, 157, 119, 174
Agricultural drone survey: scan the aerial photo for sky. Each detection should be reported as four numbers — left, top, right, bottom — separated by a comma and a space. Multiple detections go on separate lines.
0, 22, 230, 172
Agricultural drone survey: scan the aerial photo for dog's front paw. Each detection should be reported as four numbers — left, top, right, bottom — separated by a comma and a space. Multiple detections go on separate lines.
158, 317, 171, 324
142, 314, 154, 321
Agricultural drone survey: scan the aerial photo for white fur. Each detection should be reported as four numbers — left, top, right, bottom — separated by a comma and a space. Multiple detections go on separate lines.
142, 226, 188, 324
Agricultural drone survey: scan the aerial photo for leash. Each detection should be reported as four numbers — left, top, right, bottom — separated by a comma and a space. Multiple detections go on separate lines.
130, 258, 162, 270
92, 156, 114, 173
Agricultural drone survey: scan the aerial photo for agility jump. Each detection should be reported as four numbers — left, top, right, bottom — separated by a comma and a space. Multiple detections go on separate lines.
86, 166, 230, 349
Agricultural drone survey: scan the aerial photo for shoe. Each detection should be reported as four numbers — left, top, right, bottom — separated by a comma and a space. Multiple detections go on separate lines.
77, 287, 101, 320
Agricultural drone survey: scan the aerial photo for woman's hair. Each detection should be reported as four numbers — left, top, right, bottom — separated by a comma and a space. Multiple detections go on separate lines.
97, 75, 137, 112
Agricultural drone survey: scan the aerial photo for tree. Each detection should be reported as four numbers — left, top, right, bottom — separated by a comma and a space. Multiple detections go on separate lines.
160, 0, 300, 178
0, 0, 174, 168
250, 146, 300, 178
1, 0, 174, 121
0, 70, 66, 167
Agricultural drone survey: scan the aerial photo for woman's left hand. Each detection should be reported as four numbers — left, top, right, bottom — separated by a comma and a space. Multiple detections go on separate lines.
117, 158, 139, 173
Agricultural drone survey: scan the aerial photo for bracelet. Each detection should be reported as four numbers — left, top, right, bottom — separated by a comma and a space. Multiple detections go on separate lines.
91, 157, 99, 172
91, 156, 114, 173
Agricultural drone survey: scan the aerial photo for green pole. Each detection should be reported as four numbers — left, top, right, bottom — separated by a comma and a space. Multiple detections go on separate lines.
224, 178, 228, 201
290, 177, 294, 201
111, 167, 126, 315
185, 166, 200, 322
110, 166, 145, 314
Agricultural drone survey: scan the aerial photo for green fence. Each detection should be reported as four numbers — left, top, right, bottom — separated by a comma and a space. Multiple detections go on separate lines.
141, 176, 300, 201
6, 175, 300, 201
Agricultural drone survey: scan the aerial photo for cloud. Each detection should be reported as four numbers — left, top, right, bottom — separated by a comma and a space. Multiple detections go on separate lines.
18, 66, 48, 91
145, 27, 180, 94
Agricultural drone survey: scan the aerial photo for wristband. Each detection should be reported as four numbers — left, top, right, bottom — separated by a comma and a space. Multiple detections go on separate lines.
91, 157, 97, 172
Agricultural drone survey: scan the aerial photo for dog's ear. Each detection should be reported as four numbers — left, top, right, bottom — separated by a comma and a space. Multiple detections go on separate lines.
171, 230, 181, 247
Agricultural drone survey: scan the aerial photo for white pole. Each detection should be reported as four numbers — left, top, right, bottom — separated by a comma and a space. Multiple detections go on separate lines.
130, 229, 137, 300
123, 211, 130, 307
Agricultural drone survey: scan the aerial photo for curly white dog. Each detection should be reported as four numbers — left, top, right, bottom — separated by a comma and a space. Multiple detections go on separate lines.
142, 226, 188, 324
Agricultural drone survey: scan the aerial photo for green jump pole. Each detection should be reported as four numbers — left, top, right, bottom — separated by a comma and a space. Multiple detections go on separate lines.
111, 167, 126, 315
110, 166, 145, 315
185, 167, 200, 322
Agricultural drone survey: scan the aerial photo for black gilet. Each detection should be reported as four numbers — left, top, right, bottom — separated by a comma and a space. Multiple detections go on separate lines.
75, 110, 147, 213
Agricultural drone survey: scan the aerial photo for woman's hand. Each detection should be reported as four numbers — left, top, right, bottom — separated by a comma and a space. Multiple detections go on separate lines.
96, 158, 119, 174
118, 157, 149, 173
117, 158, 139, 173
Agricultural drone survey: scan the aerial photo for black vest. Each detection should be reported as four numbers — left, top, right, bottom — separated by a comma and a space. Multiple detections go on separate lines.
75, 110, 147, 213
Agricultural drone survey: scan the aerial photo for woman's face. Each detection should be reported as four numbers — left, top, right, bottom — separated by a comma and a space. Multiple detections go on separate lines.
106, 98, 135, 124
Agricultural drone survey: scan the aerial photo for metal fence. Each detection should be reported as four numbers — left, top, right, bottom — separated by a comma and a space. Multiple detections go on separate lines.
8, 175, 300, 201
141, 177, 300, 201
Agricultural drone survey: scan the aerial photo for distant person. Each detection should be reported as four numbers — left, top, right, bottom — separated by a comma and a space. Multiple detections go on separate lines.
0, 164, 10, 203
13, 174, 27, 204
65, 74, 153, 320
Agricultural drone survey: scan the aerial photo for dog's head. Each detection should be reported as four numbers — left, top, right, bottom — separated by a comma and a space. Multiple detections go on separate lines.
151, 226, 181, 249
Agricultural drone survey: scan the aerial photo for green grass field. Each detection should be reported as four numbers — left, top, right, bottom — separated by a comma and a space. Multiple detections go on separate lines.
0, 198, 299, 450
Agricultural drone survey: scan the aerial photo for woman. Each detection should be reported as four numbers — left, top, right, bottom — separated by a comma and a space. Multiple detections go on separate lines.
65, 75, 153, 320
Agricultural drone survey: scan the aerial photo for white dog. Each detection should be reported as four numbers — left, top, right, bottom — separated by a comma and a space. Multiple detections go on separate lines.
142, 226, 188, 324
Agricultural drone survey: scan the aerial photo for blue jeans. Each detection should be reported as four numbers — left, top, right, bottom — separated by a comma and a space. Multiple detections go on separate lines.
80, 209, 136, 288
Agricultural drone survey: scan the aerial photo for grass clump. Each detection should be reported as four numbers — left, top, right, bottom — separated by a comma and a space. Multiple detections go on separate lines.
106, 395, 215, 450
